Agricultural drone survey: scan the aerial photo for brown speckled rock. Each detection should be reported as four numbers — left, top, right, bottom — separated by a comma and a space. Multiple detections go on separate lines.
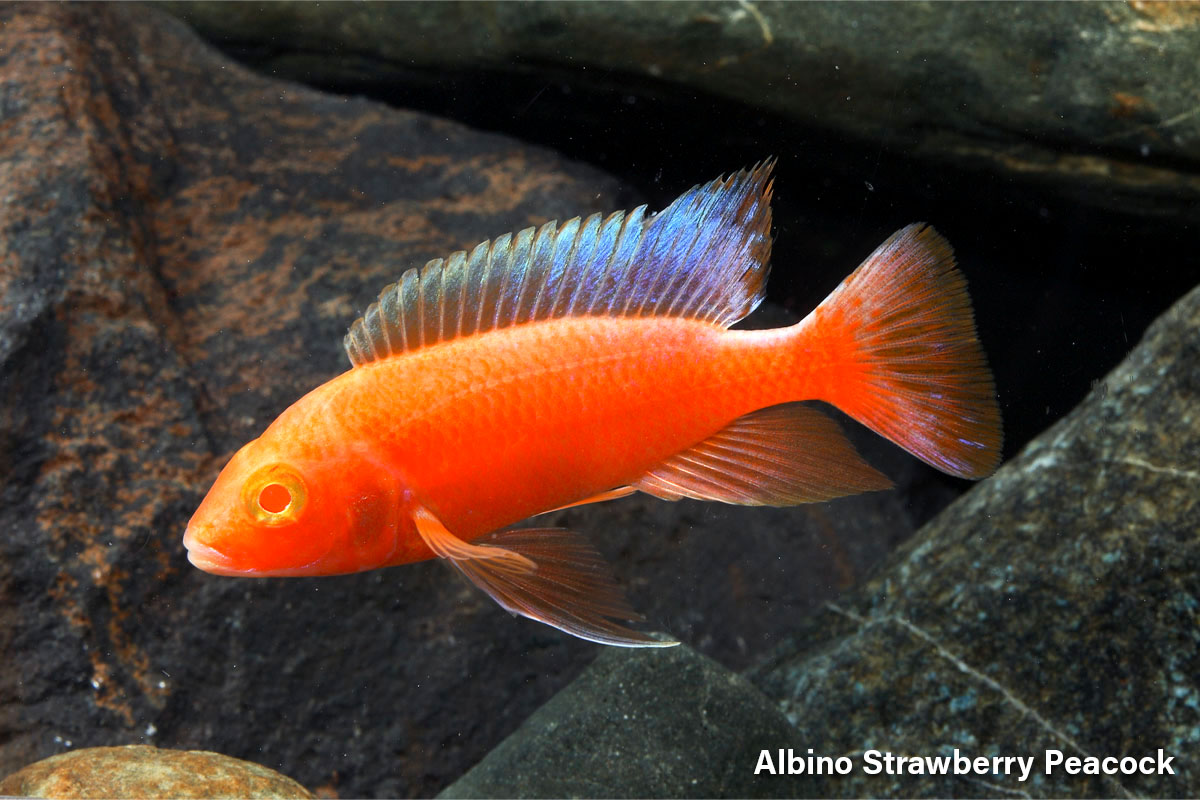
0, 745, 312, 799
0, 4, 920, 797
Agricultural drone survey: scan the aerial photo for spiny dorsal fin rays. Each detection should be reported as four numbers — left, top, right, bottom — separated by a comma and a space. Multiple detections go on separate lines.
344, 160, 776, 367
632, 163, 774, 322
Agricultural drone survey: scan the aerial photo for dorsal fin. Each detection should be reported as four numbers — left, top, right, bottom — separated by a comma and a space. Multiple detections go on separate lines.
344, 161, 775, 366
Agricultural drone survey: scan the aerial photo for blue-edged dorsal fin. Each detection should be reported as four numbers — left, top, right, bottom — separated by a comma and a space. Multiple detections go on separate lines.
344, 160, 775, 367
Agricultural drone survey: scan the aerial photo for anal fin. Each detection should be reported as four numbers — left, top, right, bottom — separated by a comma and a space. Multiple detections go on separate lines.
411, 504, 675, 648
633, 403, 893, 505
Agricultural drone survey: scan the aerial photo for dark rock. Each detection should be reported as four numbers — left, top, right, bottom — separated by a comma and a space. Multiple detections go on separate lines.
0, 745, 312, 799
157, 1, 1200, 221
438, 644, 805, 799
0, 4, 925, 797
748, 283, 1200, 797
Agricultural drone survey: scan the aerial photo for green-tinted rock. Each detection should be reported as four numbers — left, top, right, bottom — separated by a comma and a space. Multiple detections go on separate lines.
748, 283, 1200, 797
438, 644, 806, 798
157, 1, 1200, 220
0, 745, 312, 799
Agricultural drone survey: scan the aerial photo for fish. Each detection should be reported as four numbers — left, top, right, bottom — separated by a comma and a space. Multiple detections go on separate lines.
183, 161, 1002, 647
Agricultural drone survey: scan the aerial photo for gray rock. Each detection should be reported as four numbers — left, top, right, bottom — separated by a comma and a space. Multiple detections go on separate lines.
748, 282, 1200, 797
156, 1, 1200, 220
438, 644, 806, 799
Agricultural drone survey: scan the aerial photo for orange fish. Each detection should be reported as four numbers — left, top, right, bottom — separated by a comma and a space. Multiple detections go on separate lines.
184, 162, 1001, 646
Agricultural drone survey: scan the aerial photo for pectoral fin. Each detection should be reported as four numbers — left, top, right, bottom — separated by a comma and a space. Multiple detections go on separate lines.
412, 504, 537, 575
536, 486, 636, 515
411, 504, 675, 648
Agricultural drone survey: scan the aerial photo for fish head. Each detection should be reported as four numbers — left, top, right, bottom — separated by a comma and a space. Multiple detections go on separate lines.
184, 434, 403, 577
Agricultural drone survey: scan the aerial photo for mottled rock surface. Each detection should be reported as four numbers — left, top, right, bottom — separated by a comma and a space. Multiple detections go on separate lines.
439, 644, 805, 799
0, 745, 312, 799
748, 283, 1200, 797
158, 1, 1200, 220
0, 5, 924, 796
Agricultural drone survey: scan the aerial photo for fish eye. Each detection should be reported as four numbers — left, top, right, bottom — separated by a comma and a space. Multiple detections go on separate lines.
243, 465, 307, 525
258, 482, 292, 514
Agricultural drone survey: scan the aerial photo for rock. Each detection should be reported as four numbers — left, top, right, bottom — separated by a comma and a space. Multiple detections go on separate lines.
747, 283, 1200, 797
0, 745, 312, 799
0, 4, 924, 796
438, 644, 805, 799
156, 1, 1200, 221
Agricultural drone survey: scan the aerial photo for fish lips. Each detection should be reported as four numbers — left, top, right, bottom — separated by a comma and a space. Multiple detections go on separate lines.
182, 529, 242, 576
183, 528, 327, 577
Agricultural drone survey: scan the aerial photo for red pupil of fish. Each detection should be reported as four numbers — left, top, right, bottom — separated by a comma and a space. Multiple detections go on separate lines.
258, 483, 291, 514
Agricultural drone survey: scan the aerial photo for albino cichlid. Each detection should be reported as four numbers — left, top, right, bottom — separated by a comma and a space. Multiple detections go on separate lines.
184, 162, 1002, 646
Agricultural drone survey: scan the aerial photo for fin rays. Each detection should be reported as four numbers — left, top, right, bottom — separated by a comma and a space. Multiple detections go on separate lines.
411, 504, 674, 648
808, 224, 1003, 478
634, 404, 894, 506
344, 161, 775, 367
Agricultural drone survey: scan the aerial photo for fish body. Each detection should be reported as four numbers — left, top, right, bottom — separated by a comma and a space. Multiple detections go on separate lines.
185, 162, 1002, 646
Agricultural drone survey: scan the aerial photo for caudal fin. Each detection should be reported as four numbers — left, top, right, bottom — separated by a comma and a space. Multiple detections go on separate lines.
802, 224, 1002, 479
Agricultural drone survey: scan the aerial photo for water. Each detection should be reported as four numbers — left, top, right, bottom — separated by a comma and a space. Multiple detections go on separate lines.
2, 3, 1197, 798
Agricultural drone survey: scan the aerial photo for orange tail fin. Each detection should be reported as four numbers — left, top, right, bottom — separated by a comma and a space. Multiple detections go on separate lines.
801, 224, 1002, 479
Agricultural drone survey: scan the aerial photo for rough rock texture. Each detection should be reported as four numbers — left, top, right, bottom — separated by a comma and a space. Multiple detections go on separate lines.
0, 745, 312, 799
0, 5, 925, 797
157, 1, 1200, 221
748, 283, 1200, 797
438, 644, 805, 799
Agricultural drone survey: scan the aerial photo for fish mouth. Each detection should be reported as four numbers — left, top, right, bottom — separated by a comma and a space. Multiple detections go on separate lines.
183, 530, 241, 576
